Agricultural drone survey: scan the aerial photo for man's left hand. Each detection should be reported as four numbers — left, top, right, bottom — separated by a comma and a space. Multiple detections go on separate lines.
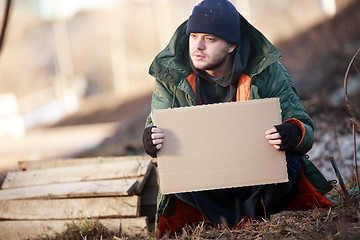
265, 127, 282, 150
265, 123, 302, 151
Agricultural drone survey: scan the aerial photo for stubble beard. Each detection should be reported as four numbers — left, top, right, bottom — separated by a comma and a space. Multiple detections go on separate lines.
190, 48, 229, 72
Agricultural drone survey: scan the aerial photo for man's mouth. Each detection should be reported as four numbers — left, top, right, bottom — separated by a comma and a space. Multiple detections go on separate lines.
193, 53, 206, 61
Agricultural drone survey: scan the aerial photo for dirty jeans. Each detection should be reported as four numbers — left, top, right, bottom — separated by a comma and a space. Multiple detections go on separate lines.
175, 151, 301, 226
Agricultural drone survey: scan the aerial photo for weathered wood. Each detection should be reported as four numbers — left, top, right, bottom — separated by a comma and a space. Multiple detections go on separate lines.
0, 196, 139, 220
0, 179, 137, 200
2, 159, 152, 189
119, 216, 149, 236
139, 164, 158, 203
134, 160, 153, 194
139, 164, 158, 220
139, 165, 158, 221
18, 155, 153, 171
0, 217, 149, 239
144, 164, 159, 188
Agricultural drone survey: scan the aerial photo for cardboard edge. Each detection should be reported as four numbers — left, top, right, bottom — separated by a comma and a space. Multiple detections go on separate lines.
152, 97, 280, 116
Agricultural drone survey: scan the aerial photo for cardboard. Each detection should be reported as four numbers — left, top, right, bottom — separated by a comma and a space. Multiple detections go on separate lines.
152, 98, 288, 194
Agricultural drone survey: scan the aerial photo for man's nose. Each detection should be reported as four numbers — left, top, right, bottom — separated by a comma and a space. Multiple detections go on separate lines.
194, 38, 205, 50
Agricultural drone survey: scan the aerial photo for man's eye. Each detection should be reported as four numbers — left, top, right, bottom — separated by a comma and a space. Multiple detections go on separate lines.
206, 37, 215, 41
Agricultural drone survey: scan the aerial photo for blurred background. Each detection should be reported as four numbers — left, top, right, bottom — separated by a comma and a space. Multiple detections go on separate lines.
0, 0, 359, 182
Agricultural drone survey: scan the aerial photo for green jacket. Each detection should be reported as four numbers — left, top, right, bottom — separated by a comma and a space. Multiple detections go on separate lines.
146, 15, 332, 236
146, 18, 313, 154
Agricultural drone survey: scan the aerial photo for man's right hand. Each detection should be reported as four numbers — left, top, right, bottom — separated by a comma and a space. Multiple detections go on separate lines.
142, 126, 165, 158
151, 127, 165, 150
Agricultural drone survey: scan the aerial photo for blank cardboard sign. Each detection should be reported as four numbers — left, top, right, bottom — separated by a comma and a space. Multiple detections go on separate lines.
152, 98, 288, 194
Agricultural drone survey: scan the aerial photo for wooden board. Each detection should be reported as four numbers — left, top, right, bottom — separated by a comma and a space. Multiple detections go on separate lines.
119, 217, 149, 236
18, 156, 153, 171
0, 217, 149, 239
2, 159, 152, 189
0, 179, 137, 200
139, 164, 158, 204
139, 165, 158, 220
0, 196, 139, 220
134, 166, 153, 194
143, 164, 159, 187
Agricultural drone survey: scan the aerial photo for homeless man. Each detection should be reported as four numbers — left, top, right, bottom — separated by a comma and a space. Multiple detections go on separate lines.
142, 0, 334, 237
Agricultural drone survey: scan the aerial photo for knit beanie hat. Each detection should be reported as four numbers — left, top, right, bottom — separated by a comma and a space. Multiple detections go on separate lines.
186, 0, 241, 45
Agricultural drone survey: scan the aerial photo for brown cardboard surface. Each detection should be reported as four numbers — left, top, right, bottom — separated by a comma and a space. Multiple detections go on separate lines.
152, 98, 288, 194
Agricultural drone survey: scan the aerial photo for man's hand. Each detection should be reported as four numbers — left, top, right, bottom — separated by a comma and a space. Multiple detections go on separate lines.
265, 123, 302, 151
142, 126, 165, 158
151, 127, 165, 150
265, 127, 282, 150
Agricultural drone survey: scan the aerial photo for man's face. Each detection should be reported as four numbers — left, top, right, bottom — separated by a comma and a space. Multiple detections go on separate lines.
189, 33, 236, 77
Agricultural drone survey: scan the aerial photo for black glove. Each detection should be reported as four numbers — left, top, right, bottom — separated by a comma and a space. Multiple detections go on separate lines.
142, 126, 158, 158
274, 123, 302, 151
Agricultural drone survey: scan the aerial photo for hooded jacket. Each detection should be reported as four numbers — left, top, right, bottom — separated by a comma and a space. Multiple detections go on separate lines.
146, 15, 333, 238
146, 17, 313, 152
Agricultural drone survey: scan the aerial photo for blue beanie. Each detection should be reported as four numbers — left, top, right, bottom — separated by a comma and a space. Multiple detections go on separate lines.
186, 0, 240, 45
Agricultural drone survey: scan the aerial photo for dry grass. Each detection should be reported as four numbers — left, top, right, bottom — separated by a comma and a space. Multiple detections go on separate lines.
28, 187, 360, 240
27, 218, 114, 240
164, 187, 360, 240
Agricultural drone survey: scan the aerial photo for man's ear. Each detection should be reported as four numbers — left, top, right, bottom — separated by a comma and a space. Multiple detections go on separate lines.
228, 43, 237, 54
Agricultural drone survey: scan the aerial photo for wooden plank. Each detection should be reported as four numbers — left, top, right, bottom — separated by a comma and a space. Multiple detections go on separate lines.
18, 155, 153, 171
0, 217, 149, 239
2, 159, 152, 189
133, 160, 153, 194
144, 164, 159, 188
139, 165, 158, 205
0, 196, 139, 220
0, 179, 137, 200
138, 166, 158, 221
119, 217, 149, 236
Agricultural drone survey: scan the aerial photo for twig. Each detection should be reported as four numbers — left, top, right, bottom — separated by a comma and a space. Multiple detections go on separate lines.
332, 121, 347, 167
344, 47, 360, 133
219, 216, 235, 239
0, 0, 11, 55
329, 157, 351, 206
260, 196, 268, 220
325, 207, 332, 223
351, 119, 360, 193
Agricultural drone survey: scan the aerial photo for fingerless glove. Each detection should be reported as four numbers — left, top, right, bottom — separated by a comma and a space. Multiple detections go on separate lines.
142, 126, 158, 158
274, 123, 302, 151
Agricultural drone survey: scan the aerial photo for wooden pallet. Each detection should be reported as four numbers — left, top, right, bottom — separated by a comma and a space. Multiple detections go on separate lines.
0, 156, 159, 239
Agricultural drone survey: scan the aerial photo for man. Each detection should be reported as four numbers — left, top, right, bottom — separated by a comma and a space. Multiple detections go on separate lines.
143, 0, 334, 237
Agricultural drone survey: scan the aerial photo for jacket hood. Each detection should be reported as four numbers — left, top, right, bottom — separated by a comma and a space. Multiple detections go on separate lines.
149, 13, 282, 86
